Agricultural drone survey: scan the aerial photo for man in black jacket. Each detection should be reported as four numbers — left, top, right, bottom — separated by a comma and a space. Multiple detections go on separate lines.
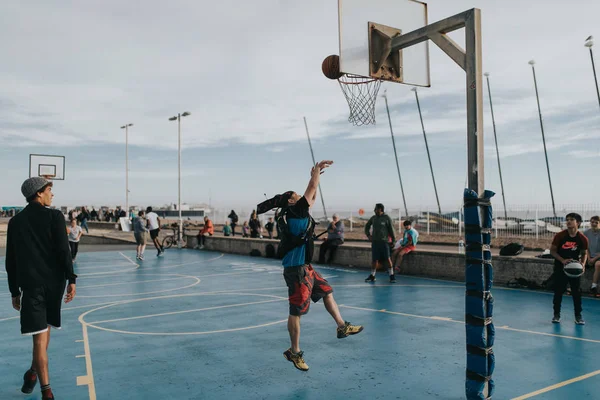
5, 177, 77, 400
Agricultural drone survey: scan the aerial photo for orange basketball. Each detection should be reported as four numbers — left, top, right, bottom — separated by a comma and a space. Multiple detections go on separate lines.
358, 208, 365, 216
322, 54, 343, 80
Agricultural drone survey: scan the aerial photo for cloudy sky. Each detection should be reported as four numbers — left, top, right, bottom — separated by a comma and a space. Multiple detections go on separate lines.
1, 0, 599, 216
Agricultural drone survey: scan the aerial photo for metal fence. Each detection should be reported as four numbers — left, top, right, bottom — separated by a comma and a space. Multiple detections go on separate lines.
207, 204, 600, 240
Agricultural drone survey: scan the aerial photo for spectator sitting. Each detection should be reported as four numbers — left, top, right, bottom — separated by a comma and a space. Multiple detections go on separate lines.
318, 213, 345, 264
196, 216, 214, 249
242, 221, 250, 238
393, 220, 418, 273
223, 220, 232, 237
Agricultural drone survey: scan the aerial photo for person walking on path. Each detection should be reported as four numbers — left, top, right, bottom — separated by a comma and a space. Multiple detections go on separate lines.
146, 207, 163, 256
67, 219, 83, 262
5, 177, 77, 400
228, 210, 239, 236
134, 210, 149, 260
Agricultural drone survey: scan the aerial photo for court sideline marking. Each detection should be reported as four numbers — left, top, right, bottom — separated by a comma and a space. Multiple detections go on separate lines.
339, 305, 600, 344
512, 368, 600, 399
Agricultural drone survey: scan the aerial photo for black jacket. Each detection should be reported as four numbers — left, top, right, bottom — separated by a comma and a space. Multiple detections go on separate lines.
5, 202, 77, 297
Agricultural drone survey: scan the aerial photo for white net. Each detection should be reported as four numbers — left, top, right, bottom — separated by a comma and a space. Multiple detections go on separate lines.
338, 74, 382, 126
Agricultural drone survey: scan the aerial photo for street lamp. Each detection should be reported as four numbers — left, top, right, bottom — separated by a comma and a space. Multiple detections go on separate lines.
169, 111, 191, 247
529, 60, 556, 218
585, 36, 600, 111
483, 72, 508, 220
120, 123, 133, 219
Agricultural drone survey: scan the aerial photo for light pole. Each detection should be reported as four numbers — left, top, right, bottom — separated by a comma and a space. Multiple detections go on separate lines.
411, 87, 442, 216
120, 123, 133, 219
529, 60, 556, 218
585, 36, 600, 111
381, 90, 408, 218
303, 117, 328, 221
169, 111, 191, 247
484, 73, 508, 220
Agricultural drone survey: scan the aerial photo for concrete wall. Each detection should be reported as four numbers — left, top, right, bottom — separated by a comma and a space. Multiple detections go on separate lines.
186, 235, 594, 289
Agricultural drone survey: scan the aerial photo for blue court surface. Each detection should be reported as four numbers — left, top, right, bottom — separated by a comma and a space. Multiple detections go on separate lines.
1, 248, 599, 399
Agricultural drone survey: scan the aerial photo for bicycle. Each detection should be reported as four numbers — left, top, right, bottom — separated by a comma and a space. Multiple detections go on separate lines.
162, 223, 192, 249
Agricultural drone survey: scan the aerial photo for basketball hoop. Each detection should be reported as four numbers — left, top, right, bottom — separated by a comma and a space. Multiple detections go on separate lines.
338, 74, 382, 126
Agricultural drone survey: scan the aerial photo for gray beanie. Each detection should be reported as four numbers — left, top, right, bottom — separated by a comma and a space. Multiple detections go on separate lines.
21, 177, 50, 199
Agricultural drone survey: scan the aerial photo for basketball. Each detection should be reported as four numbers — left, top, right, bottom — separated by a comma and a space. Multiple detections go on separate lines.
564, 261, 584, 278
358, 208, 365, 216
322, 54, 343, 80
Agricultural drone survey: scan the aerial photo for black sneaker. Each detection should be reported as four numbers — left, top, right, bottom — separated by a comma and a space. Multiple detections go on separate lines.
575, 315, 586, 325
552, 314, 560, 323
21, 369, 37, 394
591, 287, 598, 297
365, 274, 376, 283
389, 275, 396, 283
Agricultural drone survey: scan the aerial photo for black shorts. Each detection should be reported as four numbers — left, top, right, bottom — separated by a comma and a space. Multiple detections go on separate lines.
149, 229, 160, 239
372, 241, 391, 262
20, 283, 66, 335
283, 264, 333, 316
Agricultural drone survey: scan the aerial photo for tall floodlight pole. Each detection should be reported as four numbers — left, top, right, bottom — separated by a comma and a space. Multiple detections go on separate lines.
529, 60, 556, 218
411, 87, 441, 215
120, 123, 133, 219
381, 90, 409, 218
169, 111, 191, 247
303, 117, 328, 220
484, 73, 508, 220
585, 36, 600, 111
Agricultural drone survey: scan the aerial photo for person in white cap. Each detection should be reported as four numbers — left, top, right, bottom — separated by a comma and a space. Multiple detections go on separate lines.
5, 177, 77, 400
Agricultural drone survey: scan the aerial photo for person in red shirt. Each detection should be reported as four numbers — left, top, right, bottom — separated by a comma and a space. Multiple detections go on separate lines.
196, 216, 214, 249
550, 213, 588, 325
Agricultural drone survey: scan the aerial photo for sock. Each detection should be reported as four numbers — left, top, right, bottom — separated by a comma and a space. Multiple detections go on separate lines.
370, 269, 376, 276
41, 384, 53, 397
389, 268, 394, 276
593, 283, 597, 289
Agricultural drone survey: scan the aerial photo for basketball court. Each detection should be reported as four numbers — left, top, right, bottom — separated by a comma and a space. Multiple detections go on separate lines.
0, 248, 599, 399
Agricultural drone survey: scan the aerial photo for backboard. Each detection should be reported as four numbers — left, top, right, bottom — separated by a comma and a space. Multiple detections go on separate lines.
29, 154, 65, 180
338, 0, 430, 86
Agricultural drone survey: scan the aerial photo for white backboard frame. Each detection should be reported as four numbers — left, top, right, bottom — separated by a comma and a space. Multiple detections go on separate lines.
338, 0, 430, 87
29, 154, 65, 180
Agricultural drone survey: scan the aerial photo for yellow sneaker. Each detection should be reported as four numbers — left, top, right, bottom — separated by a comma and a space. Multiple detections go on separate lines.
283, 348, 309, 371
337, 321, 364, 338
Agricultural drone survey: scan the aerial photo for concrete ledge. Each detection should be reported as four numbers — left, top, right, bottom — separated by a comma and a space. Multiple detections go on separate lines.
186, 235, 595, 290
81, 234, 135, 246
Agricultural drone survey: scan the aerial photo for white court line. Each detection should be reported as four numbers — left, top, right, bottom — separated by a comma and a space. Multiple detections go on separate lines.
119, 252, 138, 266
77, 319, 97, 399
511, 369, 600, 399
339, 305, 600, 344
195, 271, 262, 278
79, 292, 288, 336
77, 275, 201, 298
78, 276, 189, 290
0, 300, 123, 323
88, 298, 285, 325
73, 263, 134, 271
157, 253, 225, 269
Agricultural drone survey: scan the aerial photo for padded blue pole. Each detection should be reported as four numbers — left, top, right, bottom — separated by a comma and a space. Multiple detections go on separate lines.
464, 189, 495, 399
